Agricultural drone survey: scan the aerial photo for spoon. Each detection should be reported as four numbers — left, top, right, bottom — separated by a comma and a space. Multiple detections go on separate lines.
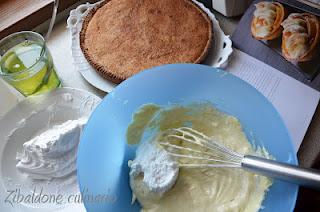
41, 0, 59, 54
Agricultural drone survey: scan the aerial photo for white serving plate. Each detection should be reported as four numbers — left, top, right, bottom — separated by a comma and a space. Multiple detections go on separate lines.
0, 79, 20, 119
67, 0, 233, 93
0, 88, 101, 212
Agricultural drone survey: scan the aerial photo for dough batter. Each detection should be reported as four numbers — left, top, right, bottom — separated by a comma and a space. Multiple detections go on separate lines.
127, 103, 272, 212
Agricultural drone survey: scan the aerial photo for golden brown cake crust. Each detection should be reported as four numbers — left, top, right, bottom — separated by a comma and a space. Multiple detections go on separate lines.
80, 0, 213, 83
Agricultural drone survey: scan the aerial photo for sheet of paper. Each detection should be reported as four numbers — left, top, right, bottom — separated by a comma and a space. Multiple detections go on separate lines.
225, 49, 320, 152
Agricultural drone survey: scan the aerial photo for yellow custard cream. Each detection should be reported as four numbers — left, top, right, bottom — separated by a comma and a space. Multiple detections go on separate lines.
127, 103, 272, 212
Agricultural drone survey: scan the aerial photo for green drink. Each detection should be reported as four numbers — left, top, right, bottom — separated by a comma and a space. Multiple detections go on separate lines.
0, 32, 60, 96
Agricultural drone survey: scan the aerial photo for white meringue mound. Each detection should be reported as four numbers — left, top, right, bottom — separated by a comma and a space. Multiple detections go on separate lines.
16, 117, 87, 180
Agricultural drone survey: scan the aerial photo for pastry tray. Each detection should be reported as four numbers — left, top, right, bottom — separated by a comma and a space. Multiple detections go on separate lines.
257, 0, 320, 80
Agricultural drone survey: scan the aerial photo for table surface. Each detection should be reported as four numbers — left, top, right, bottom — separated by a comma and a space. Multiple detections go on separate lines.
42, 3, 319, 169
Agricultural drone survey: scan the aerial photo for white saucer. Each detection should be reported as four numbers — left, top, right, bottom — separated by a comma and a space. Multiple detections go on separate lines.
0, 88, 101, 212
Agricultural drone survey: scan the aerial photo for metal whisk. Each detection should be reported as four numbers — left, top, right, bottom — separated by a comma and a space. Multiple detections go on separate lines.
159, 127, 320, 189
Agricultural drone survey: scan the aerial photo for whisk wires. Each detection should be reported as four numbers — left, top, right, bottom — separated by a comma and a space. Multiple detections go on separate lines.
159, 127, 244, 168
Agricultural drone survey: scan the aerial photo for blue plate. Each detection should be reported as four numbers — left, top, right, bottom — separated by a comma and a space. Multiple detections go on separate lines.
78, 64, 298, 212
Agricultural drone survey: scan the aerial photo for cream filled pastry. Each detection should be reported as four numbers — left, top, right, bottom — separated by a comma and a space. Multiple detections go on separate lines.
251, 2, 286, 40
281, 13, 320, 61
16, 118, 87, 180
127, 103, 272, 212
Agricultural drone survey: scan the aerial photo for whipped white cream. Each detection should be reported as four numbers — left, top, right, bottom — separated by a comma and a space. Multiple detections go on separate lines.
129, 139, 179, 194
16, 117, 87, 180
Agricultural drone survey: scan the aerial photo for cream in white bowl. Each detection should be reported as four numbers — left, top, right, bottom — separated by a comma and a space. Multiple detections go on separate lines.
16, 117, 87, 180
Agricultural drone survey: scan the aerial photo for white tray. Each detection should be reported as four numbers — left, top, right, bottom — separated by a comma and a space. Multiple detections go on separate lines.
67, 0, 233, 93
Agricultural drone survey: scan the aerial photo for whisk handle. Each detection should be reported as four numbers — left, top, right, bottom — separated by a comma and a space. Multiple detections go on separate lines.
242, 155, 320, 189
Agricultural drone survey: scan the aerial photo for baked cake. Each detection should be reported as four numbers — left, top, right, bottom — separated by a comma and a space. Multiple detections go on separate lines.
80, 0, 212, 83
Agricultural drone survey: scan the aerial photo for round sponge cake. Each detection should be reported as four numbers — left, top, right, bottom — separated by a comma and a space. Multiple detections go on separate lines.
80, 0, 213, 83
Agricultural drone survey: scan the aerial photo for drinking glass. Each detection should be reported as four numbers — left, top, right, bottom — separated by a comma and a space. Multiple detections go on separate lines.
0, 31, 61, 96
